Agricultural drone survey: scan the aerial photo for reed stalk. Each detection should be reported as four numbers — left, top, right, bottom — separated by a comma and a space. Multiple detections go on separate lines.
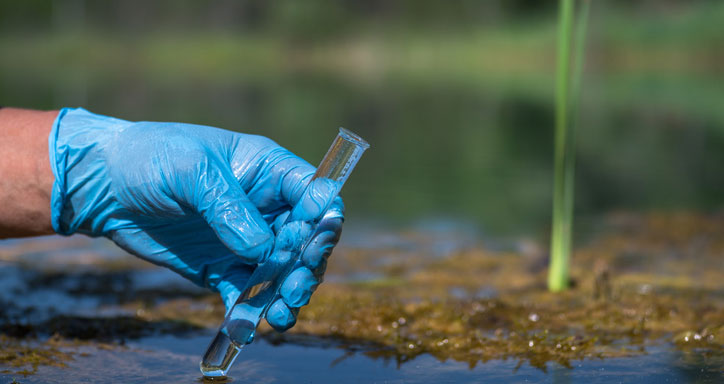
548, 0, 590, 292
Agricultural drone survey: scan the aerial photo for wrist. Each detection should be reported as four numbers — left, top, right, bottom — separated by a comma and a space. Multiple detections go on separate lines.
0, 107, 58, 238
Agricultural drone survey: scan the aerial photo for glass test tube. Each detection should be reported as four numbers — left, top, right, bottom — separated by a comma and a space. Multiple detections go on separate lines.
200, 128, 369, 378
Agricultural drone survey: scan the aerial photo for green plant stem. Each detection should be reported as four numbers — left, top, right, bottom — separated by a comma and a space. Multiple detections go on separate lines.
548, 0, 590, 292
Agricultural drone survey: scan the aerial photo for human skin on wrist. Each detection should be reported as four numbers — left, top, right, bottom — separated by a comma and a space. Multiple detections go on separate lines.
0, 107, 58, 238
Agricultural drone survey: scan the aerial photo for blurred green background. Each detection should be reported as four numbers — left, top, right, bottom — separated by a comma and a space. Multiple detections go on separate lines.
1, 0, 723, 240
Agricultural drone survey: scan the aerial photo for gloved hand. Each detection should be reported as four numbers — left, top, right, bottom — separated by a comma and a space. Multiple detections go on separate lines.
49, 108, 343, 331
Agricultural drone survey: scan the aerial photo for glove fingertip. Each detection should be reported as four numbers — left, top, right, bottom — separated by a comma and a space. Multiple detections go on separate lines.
266, 299, 298, 332
280, 267, 319, 308
329, 196, 345, 217
237, 234, 274, 263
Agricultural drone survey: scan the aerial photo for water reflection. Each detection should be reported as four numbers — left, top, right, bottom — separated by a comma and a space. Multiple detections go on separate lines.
1, 334, 720, 384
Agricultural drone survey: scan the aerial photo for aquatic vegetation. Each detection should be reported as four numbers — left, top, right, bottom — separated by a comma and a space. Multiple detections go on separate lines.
0, 335, 74, 375
549, 0, 591, 292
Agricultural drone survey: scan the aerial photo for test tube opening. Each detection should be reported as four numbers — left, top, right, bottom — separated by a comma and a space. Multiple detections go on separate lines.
313, 128, 369, 185
338, 127, 370, 150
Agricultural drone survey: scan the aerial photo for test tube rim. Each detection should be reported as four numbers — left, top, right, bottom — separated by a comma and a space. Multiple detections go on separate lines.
338, 127, 370, 150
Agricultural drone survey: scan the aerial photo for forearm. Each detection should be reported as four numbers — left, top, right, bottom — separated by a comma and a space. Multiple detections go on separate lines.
0, 107, 58, 238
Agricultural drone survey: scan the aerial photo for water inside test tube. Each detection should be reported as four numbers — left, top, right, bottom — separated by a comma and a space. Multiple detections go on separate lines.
199, 319, 256, 377
200, 128, 369, 377
199, 331, 241, 377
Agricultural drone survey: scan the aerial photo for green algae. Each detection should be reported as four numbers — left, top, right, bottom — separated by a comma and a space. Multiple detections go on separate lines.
278, 283, 721, 369
0, 335, 75, 375
270, 212, 724, 369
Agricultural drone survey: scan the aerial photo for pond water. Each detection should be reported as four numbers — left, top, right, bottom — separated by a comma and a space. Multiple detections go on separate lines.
3, 335, 721, 384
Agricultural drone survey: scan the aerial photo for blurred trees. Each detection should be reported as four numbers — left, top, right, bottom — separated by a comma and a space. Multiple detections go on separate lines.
3, 1, 712, 38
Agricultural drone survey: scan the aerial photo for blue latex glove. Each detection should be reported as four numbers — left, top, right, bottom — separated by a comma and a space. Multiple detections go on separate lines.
49, 108, 343, 331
